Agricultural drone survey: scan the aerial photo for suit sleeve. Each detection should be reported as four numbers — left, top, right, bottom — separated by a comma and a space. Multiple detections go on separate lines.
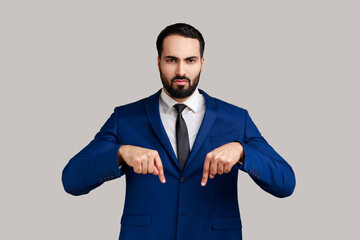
62, 107, 127, 196
236, 110, 296, 198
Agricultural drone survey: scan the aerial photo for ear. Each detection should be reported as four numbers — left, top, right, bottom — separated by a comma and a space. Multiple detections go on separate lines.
157, 57, 161, 71
200, 57, 205, 71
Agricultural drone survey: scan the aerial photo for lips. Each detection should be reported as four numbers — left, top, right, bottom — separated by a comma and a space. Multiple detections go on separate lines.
173, 79, 188, 86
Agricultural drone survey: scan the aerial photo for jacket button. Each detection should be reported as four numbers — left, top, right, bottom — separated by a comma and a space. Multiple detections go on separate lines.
180, 177, 186, 183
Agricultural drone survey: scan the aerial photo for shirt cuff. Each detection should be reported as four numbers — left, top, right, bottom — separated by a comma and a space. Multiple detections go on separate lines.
237, 159, 245, 170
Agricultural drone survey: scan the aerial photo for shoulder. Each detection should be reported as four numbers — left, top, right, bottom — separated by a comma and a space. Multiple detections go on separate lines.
114, 90, 161, 114
199, 89, 247, 115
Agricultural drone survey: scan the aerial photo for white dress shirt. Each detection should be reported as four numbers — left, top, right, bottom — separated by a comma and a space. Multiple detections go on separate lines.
159, 87, 206, 158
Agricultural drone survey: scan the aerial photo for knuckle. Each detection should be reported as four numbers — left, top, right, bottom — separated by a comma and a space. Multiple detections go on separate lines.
224, 162, 231, 168
213, 155, 221, 163
220, 157, 228, 164
134, 157, 142, 164
217, 155, 225, 163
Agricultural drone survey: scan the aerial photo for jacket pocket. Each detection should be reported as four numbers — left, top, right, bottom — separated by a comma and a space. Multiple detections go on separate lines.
211, 216, 242, 230
121, 215, 152, 227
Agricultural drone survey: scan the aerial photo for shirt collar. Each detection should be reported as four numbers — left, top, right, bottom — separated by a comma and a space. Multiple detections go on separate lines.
160, 87, 203, 113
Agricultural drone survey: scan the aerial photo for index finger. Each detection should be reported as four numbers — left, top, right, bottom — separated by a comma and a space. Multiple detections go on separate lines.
154, 153, 166, 183
201, 155, 211, 186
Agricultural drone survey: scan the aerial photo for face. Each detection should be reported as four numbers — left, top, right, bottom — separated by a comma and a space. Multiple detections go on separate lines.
158, 35, 204, 102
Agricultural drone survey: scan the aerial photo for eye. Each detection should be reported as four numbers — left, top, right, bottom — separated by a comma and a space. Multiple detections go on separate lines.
166, 59, 176, 63
187, 59, 196, 63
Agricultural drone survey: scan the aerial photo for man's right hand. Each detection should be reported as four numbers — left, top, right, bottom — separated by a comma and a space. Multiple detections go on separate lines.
118, 145, 166, 183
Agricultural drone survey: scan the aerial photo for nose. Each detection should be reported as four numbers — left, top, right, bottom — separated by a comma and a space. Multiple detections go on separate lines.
175, 61, 186, 77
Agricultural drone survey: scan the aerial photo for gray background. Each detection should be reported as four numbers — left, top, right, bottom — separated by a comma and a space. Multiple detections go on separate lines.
1, 0, 359, 239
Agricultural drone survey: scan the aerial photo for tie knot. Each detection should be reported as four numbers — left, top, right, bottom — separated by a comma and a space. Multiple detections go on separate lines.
174, 104, 187, 114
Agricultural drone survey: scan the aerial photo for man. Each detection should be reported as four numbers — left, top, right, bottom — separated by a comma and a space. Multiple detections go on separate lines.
62, 23, 296, 240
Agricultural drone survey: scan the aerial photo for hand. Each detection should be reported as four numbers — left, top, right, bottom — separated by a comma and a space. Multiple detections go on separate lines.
201, 142, 244, 187
118, 145, 166, 183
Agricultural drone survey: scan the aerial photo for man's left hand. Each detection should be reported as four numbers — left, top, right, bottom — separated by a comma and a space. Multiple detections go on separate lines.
201, 142, 244, 187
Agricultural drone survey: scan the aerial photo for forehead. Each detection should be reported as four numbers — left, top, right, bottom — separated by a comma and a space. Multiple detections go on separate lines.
161, 35, 201, 58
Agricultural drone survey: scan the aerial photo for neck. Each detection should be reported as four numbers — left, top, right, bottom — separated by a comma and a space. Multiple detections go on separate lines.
163, 87, 194, 103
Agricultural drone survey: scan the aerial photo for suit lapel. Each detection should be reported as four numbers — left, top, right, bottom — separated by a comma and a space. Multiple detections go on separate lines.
183, 89, 218, 172
144, 89, 180, 169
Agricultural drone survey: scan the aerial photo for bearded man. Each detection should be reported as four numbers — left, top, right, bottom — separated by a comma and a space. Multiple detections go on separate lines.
62, 23, 296, 240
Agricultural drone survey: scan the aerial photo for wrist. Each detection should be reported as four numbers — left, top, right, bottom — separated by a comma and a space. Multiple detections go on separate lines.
235, 141, 244, 163
118, 145, 126, 166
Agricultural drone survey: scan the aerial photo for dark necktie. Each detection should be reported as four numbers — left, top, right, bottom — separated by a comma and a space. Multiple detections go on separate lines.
174, 104, 190, 170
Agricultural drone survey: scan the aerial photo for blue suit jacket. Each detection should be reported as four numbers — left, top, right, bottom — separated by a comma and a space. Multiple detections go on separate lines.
62, 89, 296, 240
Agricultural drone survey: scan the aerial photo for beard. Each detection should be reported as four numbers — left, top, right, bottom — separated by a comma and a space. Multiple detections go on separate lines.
160, 69, 201, 99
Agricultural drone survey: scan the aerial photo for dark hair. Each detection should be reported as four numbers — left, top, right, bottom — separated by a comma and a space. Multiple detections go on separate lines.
156, 23, 205, 58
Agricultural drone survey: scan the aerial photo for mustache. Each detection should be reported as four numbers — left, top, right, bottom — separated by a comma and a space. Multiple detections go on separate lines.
171, 76, 191, 82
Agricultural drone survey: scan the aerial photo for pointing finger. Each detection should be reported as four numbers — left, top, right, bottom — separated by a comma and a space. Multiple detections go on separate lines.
154, 152, 166, 183
201, 154, 211, 186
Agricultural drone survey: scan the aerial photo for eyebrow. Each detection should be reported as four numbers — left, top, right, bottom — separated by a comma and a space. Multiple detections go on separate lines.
164, 55, 199, 60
